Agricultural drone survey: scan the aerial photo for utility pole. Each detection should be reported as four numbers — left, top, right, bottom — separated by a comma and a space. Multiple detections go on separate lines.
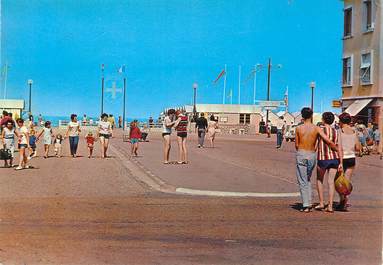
28, 79, 33, 114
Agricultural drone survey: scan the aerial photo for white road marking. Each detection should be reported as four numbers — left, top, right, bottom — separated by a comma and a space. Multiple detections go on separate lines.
176, 188, 300, 198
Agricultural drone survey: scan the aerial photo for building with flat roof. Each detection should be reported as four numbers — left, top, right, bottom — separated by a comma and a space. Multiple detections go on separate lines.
0, 99, 25, 119
341, 0, 382, 129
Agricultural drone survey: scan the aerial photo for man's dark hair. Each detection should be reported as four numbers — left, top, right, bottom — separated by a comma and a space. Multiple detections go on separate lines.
45, 121, 51, 127
167, 109, 176, 115
101, 113, 108, 119
322, 112, 335, 125
339, 112, 352, 124
301, 107, 313, 120
200, 113, 204, 117
210, 114, 216, 121
2, 110, 8, 116
8, 112, 12, 117
17, 118, 24, 124
70, 114, 77, 121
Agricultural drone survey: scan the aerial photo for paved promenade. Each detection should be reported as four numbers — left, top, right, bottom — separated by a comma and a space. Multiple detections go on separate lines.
0, 129, 381, 265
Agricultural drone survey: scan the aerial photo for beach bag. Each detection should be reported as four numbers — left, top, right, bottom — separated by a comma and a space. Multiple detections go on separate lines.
335, 172, 353, 196
0, 148, 12, 160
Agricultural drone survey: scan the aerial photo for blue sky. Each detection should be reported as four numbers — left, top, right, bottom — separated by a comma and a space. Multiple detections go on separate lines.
1, 0, 343, 119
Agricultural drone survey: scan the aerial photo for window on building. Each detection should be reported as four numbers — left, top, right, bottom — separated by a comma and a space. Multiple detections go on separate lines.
363, 0, 374, 31
344, 7, 352, 37
342, 56, 352, 86
360, 52, 372, 85
239, 114, 250, 124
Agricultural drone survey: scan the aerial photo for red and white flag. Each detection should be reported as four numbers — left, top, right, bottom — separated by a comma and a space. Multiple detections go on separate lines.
213, 69, 226, 83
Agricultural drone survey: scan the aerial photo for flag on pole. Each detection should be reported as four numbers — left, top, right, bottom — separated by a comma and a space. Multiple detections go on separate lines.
284, 86, 289, 111
118, 65, 125, 73
213, 69, 226, 84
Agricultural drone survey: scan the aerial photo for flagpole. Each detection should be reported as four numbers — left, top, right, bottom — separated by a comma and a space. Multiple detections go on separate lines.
223, 64, 227, 104
101, 64, 105, 115
253, 65, 257, 105
3, 62, 8, 99
123, 77, 126, 130
238, 65, 241, 105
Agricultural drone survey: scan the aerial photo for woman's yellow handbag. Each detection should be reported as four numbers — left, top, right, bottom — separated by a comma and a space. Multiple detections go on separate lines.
335, 172, 353, 196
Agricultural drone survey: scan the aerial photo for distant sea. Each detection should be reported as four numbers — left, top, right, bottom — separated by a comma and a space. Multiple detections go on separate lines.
39, 116, 149, 127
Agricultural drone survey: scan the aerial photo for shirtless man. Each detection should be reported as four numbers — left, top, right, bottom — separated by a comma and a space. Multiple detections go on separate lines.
295, 107, 338, 212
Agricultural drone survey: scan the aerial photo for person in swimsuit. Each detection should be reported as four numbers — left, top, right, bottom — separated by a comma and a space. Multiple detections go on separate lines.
208, 115, 219, 148
295, 108, 338, 213
337, 112, 361, 210
162, 109, 176, 164
174, 110, 189, 164
129, 121, 142, 157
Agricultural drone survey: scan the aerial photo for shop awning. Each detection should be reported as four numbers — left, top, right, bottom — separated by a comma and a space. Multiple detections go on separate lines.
344, 99, 373, 116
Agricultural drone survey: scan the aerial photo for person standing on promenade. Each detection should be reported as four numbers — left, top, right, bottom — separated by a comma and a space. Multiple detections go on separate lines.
266, 120, 271, 138
337, 112, 361, 211
195, 113, 208, 148
1, 111, 13, 131
1, 120, 19, 167
98, 113, 112, 158
174, 110, 189, 164
15, 119, 31, 170
65, 114, 81, 158
162, 109, 176, 164
276, 116, 285, 149
315, 112, 343, 213
208, 115, 218, 148
129, 120, 142, 157
118, 116, 123, 129
37, 121, 54, 159
295, 107, 338, 213
108, 114, 115, 137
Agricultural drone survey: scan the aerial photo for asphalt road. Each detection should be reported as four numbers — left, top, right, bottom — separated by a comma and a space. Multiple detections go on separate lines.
0, 129, 381, 265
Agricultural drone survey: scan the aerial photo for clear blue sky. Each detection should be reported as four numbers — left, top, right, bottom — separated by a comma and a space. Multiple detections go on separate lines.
1, 0, 343, 119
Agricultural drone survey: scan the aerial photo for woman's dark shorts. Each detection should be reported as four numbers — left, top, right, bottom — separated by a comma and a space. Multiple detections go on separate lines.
317, 159, 339, 170
177, 132, 187, 138
343, 158, 356, 171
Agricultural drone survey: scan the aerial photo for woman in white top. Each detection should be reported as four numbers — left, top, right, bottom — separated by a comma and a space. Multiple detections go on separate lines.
15, 119, 30, 170
1, 120, 19, 167
65, 114, 81, 158
208, 115, 219, 148
162, 109, 176, 164
338, 112, 361, 210
98, 113, 112, 158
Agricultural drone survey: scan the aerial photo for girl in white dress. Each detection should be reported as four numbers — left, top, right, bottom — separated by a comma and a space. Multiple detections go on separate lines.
37, 121, 54, 158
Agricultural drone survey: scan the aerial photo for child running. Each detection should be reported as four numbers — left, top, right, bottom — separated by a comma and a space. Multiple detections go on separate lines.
1, 120, 19, 167
37, 121, 54, 158
129, 121, 142, 157
54, 134, 64, 158
29, 129, 37, 158
85, 131, 96, 158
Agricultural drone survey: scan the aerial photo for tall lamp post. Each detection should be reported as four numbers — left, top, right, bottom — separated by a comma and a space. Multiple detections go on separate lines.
27, 79, 33, 115
310, 81, 316, 112
193, 83, 198, 121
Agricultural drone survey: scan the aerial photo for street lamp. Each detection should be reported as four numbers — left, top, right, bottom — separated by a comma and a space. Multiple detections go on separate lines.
27, 79, 33, 115
310, 81, 316, 112
193, 83, 198, 121
265, 58, 282, 124
252, 64, 263, 105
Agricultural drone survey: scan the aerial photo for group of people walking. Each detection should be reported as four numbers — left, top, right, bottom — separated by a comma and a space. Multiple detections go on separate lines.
161, 109, 219, 164
0, 112, 114, 170
295, 107, 362, 213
